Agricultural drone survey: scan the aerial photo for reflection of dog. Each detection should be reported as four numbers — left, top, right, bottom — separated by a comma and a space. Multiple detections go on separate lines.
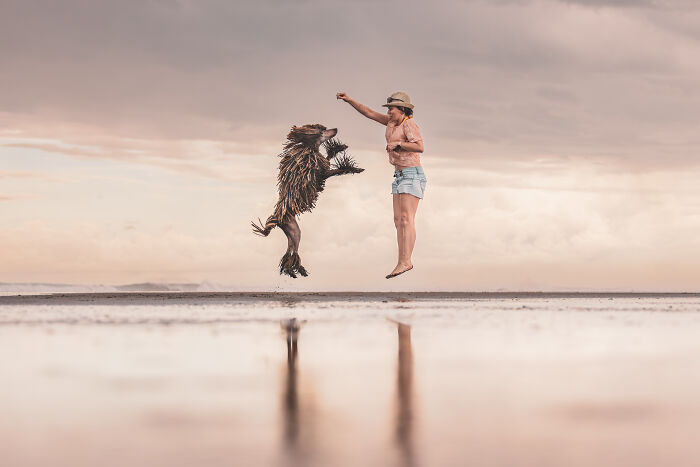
252, 124, 363, 278
280, 317, 306, 452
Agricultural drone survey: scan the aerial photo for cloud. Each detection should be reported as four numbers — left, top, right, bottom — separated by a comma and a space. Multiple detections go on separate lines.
1, 0, 700, 169
2, 138, 276, 182
2, 159, 699, 290
556, 0, 655, 7
0, 170, 66, 182
555, 0, 698, 9
0, 194, 34, 202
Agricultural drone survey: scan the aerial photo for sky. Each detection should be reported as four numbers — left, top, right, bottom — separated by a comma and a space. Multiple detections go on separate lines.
1, 0, 700, 291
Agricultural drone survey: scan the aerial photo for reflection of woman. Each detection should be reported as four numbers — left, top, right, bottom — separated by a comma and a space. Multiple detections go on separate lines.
395, 321, 416, 466
336, 91, 426, 279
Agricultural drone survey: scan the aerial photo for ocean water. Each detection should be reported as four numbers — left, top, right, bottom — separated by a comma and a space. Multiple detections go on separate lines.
1, 294, 700, 467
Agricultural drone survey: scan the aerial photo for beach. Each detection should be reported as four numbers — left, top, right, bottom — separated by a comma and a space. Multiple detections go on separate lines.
2, 293, 700, 467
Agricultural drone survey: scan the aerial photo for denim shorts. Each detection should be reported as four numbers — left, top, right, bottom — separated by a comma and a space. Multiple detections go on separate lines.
391, 166, 427, 199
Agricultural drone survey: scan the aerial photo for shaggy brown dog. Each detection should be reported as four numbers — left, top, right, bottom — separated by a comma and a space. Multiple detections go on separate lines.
252, 124, 363, 278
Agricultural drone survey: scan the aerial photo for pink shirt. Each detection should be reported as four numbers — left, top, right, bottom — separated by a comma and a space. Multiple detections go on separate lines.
385, 118, 423, 169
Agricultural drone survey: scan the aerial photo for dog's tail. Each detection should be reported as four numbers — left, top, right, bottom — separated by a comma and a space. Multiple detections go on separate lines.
280, 251, 308, 278
251, 215, 279, 237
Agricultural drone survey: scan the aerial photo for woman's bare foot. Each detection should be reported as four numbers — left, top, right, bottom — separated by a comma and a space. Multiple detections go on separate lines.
386, 263, 413, 279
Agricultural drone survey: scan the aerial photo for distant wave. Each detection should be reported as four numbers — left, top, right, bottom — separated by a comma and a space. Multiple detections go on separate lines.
0, 281, 232, 294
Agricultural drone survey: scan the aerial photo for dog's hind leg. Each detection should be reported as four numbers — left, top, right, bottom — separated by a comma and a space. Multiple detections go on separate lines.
278, 216, 308, 278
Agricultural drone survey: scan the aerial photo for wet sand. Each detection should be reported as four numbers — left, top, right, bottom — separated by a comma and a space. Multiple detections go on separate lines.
2, 293, 700, 467
2, 291, 700, 306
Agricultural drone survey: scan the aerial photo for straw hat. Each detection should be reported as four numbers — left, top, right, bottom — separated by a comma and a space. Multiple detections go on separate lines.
382, 91, 414, 109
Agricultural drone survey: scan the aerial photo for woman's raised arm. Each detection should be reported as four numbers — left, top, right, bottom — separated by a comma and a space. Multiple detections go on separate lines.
336, 92, 389, 126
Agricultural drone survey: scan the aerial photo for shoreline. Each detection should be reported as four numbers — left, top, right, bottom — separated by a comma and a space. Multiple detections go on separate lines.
1, 291, 700, 306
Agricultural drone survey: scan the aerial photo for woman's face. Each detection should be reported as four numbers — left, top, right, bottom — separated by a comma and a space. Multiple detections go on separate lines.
387, 105, 405, 123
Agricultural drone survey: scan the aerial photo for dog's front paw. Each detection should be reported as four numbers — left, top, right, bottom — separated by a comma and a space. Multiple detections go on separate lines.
324, 139, 348, 158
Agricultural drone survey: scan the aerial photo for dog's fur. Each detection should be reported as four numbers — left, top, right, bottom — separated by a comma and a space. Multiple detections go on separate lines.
252, 124, 363, 278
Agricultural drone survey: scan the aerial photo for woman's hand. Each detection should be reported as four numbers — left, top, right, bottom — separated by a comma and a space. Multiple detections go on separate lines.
386, 144, 402, 152
338, 92, 390, 126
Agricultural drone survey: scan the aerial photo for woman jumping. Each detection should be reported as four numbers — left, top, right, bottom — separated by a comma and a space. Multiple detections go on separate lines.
336, 91, 426, 279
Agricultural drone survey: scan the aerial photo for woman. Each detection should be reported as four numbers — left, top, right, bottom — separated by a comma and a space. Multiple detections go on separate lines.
336, 91, 426, 279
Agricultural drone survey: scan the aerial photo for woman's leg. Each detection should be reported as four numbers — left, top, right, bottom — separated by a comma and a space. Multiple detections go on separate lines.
393, 194, 403, 260
390, 193, 420, 275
